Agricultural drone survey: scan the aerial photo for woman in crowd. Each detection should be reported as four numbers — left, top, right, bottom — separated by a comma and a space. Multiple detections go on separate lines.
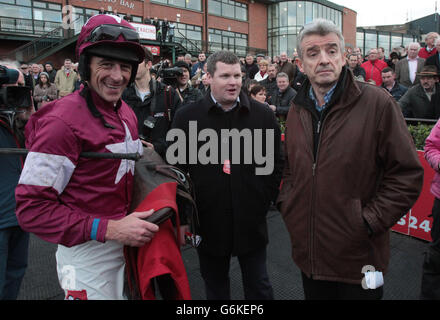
33, 72, 57, 110
421, 120, 440, 299
254, 59, 269, 81
249, 84, 270, 107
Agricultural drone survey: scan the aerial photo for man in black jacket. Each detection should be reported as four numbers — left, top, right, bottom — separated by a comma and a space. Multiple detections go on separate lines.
122, 48, 181, 157
244, 53, 259, 81
399, 65, 439, 119
169, 50, 283, 300
381, 67, 408, 101
260, 63, 279, 102
347, 53, 366, 81
268, 72, 297, 120
173, 61, 204, 107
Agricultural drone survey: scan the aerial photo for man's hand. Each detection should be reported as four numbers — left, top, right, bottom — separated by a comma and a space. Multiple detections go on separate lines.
141, 140, 154, 149
105, 210, 159, 247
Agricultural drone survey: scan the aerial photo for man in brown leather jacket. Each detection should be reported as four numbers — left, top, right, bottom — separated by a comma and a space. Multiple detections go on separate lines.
277, 19, 424, 300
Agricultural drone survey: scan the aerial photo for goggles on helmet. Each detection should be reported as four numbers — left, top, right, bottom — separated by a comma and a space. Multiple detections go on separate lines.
86, 24, 140, 43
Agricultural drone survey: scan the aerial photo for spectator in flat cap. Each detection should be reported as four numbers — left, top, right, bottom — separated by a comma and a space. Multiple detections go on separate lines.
399, 65, 440, 119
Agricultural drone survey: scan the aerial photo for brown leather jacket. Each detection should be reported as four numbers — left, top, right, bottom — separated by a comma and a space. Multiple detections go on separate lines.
277, 67, 423, 284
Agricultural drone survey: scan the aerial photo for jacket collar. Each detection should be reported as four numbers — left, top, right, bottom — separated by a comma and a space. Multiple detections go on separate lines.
87, 86, 122, 112
201, 88, 251, 114
293, 66, 361, 115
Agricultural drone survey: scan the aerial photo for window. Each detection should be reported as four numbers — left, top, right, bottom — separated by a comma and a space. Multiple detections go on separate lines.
305, 1, 312, 24
132, 16, 142, 23
296, 1, 304, 26
17, 0, 31, 5
391, 34, 403, 50
365, 32, 378, 54
0, 3, 32, 19
208, 28, 248, 55
151, 0, 202, 11
187, 0, 202, 11
267, 2, 343, 57
208, 0, 248, 21
280, 2, 287, 26
356, 32, 364, 51
287, 1, 296, 26
378, 34, 391, 56
0, 0, 69, 36
32, 1, 45, 8
174, 22, 203, 52
403, 36, 415, 47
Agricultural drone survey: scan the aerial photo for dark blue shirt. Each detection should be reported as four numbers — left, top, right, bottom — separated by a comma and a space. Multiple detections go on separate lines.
0, 123, 22, 229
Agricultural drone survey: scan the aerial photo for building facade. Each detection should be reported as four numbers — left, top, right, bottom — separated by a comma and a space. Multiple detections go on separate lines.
0, 0, 356, 66
355, 13, 440, 57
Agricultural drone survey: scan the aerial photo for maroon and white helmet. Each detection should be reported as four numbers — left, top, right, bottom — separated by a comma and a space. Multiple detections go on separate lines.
76, 14, 145, 83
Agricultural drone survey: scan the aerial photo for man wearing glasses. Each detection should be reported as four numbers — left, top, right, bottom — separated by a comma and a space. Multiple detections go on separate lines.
15, 14, 159, 300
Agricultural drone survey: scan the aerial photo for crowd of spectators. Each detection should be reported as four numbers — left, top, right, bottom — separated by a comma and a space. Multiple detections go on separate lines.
19, 58, 79, 111
20, 29, 440, 122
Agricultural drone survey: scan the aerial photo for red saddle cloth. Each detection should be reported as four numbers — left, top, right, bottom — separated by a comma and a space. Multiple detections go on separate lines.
125, 181, 191, 300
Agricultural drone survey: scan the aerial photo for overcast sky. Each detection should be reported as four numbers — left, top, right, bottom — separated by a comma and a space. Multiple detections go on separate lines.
332, 0, 438, 27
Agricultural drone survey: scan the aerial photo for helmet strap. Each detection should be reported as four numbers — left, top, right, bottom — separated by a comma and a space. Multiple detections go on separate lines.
80, 83, 116, 129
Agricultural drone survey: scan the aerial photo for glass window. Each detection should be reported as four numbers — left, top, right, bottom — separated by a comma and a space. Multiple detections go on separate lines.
152, 0, 201, 11
365, 32, 377, 54
85, 9, 98, 16
17, 0, 31, 6
297, 1, 304, 26
0, 0, 15, 4
236, 37, 246, 47
312, 2, 318, 19
403, 36, 414, 47
279, 2, 287, 27
187, 29, 202, 40
287, 1, 296, 26
0, 3, 32, 19
378, 34, 391, 56
209, 28, 247, 55
48, 3, 61, 10
208, 0, 247, 20
170, 0, 185, 8
271, 3, 279, 28
279, 34, 288, 54
336, 11, 341, 28
187, 0, 201, 11
223, 3, 234, 18
305, 1, 312, 24
33, 8, 61, 22
33, 1, 45, 8
391, 35, 403, 49
208, 0, 221, 14
356, 31, 364, 51
236, 5, 246, 20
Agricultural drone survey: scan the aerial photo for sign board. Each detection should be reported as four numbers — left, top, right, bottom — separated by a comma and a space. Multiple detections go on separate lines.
392, 151, 434, 242
131, 22, 156, 40
144, 45, 160, 56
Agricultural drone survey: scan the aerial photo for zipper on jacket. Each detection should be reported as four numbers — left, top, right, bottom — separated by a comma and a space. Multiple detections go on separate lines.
309, 111, 326, 277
